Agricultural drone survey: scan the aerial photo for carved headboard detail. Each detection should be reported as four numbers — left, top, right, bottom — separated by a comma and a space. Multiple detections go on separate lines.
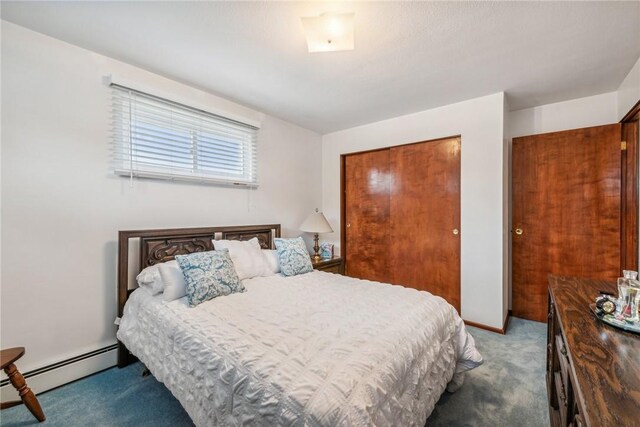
135, 226, 277, 269
143, 236, 214, 266
117, 224, 281, 367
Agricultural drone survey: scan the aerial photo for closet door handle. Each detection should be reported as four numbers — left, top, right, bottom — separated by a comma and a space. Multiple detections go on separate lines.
452, 228, 459, 235
515, 228, 523, 235
346, 223, 351, 228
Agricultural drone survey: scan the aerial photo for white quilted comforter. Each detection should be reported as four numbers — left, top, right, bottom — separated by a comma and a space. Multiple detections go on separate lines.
117, 271, 482, 426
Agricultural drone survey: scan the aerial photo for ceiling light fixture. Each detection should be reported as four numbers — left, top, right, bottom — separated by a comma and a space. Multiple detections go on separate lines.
301, 12, 355, 53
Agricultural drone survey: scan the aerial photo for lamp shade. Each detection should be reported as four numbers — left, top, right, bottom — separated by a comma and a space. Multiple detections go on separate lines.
300, 212, 334, 234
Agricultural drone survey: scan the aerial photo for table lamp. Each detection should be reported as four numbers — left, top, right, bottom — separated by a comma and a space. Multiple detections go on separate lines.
300, 210, 334, 261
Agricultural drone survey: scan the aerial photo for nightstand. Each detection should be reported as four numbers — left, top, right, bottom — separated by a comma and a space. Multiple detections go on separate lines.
311, 256, 344, 275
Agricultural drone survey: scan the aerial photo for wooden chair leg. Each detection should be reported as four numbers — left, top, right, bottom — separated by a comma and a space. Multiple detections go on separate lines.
4, 363, 46, 422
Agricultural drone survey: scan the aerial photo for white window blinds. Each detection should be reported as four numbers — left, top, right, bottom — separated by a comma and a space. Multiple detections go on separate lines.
111, 84, 258, 186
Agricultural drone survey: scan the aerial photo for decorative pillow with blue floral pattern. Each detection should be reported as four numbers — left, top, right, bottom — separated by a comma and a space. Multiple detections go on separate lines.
274, 237, 313, 277
175, 249, 245, 307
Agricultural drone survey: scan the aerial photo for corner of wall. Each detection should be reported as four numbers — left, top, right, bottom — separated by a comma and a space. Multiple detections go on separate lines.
617, 56, 640, 120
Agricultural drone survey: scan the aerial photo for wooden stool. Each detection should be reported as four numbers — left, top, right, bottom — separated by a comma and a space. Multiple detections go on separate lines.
1, 347, 46, 422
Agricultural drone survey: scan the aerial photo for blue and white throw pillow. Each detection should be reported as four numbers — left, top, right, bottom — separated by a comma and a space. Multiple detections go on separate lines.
274, 237, 313, 277
175, 249, 244, 307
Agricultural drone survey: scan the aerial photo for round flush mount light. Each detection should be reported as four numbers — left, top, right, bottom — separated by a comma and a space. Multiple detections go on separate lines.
301, 12, 355, 53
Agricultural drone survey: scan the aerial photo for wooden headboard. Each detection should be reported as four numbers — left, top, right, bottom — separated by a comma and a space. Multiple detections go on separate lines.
116, 224, 280, 367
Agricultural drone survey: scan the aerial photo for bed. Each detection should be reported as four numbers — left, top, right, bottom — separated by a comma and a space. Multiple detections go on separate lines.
116, 225, 482, 426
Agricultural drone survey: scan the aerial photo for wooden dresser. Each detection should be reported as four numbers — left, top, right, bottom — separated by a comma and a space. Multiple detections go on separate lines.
547, 275, 640, 427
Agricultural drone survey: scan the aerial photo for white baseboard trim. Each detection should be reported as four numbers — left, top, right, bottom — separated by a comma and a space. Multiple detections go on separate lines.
1, 345, 118, 401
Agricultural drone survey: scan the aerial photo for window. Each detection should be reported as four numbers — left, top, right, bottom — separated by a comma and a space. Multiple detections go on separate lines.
111, 84, 258, 186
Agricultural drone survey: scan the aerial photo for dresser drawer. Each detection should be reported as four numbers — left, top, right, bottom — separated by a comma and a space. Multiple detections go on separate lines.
554, 372, 569, 425
319, 264, 342, 274
311, 257, 343, 274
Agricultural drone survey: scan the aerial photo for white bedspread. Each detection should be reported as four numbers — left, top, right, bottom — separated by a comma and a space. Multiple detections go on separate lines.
117, 271, 482, 426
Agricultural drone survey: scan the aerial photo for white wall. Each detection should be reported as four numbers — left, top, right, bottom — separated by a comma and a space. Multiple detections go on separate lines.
0, 22, 321, 378
322, 93, 506, 329
618, 56, 640, 120
509, 91, 619, 138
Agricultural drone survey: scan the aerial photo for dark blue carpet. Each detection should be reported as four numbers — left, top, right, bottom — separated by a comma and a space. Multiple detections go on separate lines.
0, 363, 193, 427
427, 317, 548, 426
1, 318, 547, 426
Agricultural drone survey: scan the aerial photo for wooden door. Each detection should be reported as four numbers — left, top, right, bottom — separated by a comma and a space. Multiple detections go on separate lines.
513, 124, 622, 322
344, 149, 391, 283
389, 137, 461, 312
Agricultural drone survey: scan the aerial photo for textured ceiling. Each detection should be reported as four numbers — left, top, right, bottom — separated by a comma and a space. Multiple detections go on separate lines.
2, 1, 640, 133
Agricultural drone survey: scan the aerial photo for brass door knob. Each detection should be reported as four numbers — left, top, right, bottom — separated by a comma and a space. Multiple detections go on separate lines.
515, 228, 523, 235
453, 228, 459, 235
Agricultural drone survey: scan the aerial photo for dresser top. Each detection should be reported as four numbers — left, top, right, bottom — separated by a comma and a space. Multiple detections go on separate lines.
548, 275, 640, 427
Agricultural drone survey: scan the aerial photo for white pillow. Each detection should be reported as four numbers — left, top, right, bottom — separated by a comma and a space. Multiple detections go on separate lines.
262, 249, 280, 274
158, 260, 187, 302
136, 265, 163, 295
213, 237, 272, 280
136, 265, 164, 295
137, 265, 159, 284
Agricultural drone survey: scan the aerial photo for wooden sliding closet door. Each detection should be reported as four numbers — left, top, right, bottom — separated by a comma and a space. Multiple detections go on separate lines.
389, 138, 461, 312
512, 124, 622, 322
344, 149, 391, 283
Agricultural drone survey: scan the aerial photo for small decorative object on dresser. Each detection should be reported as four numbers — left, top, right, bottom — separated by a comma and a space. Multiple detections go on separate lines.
311, 256, 344, 275
320, 243, 334, 259
300, 209, 334, 261
617, 270, 640, 322
591, 269, 640, 333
